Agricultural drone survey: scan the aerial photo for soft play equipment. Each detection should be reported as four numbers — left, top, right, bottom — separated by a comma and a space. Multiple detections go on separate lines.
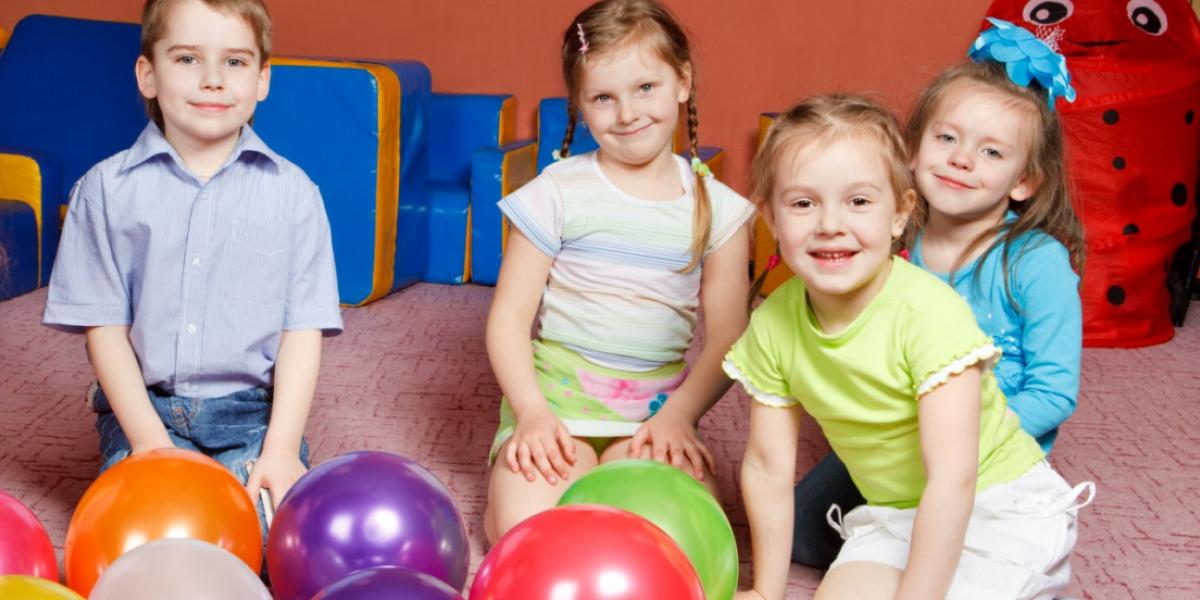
267, 451, 469, 600
469, 504, 706, 600
0, 491, 58, 580
426, 93, 535, 285
0, 15, 145, 286
65, 449, 261, 597
1, 25, 10, 49
984, 0, 1200, 346
313, 567, 465, 600
0, 149, 60, 299
557, 460, 738, 600
256, 58, 432, 305
89, 539, 270, 600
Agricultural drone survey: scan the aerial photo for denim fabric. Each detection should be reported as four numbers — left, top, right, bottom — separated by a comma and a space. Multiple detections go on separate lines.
792, 451, 866, 569
92, 384, 309, 548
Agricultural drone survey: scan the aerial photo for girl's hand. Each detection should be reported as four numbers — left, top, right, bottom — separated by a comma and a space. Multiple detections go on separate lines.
246, 451, 307, 509
506, 407, 577, 485
629, 414, 716, 480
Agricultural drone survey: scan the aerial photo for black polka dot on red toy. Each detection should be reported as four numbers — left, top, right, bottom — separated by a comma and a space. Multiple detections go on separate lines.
1187, 110, 1195, 125
1123, 224, 1139, 235
1103, 110, 1119, 125
1113, 157, 1126, 170
1106, 286, 1126, 306
1172, 183, 1188, 206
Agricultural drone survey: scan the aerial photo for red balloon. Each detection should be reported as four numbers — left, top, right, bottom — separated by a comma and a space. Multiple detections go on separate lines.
0, 491, 58, 580
65, 449, 261, 597
468, 505, 705, 600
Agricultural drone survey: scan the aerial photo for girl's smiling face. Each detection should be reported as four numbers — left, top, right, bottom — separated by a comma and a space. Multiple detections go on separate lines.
767, 134, 913, 324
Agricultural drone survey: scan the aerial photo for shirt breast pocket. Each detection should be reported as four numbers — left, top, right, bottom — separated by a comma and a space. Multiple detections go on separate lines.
226, 218, 290, 306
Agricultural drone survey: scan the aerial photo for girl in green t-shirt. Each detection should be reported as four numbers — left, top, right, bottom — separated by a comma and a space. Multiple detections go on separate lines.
729, 94, 1093, 600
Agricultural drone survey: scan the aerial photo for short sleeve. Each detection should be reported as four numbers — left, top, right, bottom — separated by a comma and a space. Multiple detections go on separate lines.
723, 294, 798, 407
703, 178, 756, 254
497, 174, 563, 258
42, 172, 131, 332
283, 183, 343, 335
903, 278, 1000, 397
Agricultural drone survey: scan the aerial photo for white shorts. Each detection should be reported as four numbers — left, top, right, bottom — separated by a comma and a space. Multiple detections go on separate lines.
828, 462, 1095, 600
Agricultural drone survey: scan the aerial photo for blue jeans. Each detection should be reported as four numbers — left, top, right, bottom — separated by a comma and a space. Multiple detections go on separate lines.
792, 451, 866, 569
92, 384, 310, 548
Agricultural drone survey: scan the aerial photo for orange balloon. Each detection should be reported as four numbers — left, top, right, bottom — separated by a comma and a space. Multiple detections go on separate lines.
65, 448, 261, 596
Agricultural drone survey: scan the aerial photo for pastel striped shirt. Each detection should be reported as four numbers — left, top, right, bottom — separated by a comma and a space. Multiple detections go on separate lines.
499, 152, 754, 369
43, 123, 343, 398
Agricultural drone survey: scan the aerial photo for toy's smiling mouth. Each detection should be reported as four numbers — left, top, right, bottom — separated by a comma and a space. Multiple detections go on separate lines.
1069, 39, 1125, 47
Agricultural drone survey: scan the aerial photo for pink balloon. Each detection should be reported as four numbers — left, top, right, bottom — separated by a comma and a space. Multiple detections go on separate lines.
0, 491, 58, 580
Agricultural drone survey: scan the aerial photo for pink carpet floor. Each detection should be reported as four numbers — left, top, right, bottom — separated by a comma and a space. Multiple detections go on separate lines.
2, 284, 1198, 598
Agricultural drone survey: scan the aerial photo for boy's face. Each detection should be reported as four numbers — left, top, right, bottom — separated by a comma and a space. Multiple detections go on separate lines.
136, 0, 269, 154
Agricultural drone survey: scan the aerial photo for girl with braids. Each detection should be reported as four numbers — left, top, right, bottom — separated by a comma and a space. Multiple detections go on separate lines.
483, 0, 754, 542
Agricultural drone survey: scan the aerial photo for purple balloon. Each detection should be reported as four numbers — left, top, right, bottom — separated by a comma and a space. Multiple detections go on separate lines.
312, 566, 464, 600
267, 452, 469, 600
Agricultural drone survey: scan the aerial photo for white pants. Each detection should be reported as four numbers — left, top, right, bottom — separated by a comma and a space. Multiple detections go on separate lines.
828, 462, 1095, 600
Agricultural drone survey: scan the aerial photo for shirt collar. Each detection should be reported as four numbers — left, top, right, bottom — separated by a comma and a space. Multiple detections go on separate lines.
120, 121, 282, 174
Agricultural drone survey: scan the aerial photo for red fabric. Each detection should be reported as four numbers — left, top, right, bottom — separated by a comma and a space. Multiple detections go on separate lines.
984, 0, 1200, 347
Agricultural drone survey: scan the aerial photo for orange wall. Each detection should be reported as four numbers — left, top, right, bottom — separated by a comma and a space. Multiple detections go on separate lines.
0, 0, 991, 193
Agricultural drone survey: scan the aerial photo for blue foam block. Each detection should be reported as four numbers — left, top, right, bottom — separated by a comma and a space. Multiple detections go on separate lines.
0, 200, 39, 300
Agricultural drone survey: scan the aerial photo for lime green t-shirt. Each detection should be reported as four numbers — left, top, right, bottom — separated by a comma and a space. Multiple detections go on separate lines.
725, 258, 1044, 509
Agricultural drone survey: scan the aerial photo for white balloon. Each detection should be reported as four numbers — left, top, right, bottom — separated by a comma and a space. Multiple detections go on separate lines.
89, 538, 270, 600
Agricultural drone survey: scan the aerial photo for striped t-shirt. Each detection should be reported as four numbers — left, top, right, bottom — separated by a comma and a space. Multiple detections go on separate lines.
498, 152, 754, 370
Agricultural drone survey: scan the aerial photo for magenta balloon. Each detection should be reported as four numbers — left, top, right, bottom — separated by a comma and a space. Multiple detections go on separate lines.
0, 491, 58, 580
312, 567, 464, 600
267, 451, 469, 600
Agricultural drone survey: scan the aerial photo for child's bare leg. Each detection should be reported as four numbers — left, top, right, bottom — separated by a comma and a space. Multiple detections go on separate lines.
599, 438, 721, 501
485, 437, 599, 544
814, 562, 902, 599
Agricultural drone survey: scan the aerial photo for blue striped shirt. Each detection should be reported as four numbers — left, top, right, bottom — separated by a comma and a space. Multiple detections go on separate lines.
44, 123, 343, 398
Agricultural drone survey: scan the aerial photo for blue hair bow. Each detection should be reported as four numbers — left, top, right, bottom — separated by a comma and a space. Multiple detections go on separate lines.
969, 17, 1076, 110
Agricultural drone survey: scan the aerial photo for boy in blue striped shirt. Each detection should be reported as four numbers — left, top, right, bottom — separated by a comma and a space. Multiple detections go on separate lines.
43, 0, 342, 535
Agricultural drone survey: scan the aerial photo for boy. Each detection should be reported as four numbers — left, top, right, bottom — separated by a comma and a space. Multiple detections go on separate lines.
43, 0, 342, 533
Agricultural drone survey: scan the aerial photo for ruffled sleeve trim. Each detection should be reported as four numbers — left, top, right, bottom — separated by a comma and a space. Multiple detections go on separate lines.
723, 359, 797, 408
917, 343, 1002, 397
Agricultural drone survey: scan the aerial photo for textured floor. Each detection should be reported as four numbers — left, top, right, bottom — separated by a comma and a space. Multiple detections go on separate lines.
2, 284, 1198, 598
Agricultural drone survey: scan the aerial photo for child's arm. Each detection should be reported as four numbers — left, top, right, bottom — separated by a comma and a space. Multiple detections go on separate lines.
630, 226, 750, 478
896, 365, 982, 600
1006, 246, 1081, 439
739, 400, 804, 600
246, 328, 321, 507
85, 326, 173, 452
486, 228, 575, 485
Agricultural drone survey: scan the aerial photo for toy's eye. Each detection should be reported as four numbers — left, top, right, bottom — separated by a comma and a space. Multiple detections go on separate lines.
1022, 0, 1074, 25
1126, 0, 1168, 35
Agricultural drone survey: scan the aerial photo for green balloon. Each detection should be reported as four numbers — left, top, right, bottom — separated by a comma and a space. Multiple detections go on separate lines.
557, 459, 737, 600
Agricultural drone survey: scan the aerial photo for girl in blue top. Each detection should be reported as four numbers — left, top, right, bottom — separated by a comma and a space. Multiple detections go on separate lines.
791, 20, 1086, 570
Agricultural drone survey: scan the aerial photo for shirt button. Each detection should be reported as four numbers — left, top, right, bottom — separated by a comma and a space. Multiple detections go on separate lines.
186, 323, 197, 334
192, 257, 201, 267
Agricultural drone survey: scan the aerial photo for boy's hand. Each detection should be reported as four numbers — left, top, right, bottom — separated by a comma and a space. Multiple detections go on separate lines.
734, 590, 768, 600
506, 407, 576, 485
246, 452, 307, 509
129, 437, 175, 454
630, 413, 715, 480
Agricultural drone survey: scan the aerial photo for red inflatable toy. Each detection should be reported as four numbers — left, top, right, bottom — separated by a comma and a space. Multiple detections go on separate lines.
984, 0, 1200, 346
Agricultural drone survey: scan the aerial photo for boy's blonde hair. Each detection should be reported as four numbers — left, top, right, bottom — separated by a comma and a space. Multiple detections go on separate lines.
904, 61, 1084, 284
751, 94, 915, 214
139, 0, 272, 129
560, 0, 710, 273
